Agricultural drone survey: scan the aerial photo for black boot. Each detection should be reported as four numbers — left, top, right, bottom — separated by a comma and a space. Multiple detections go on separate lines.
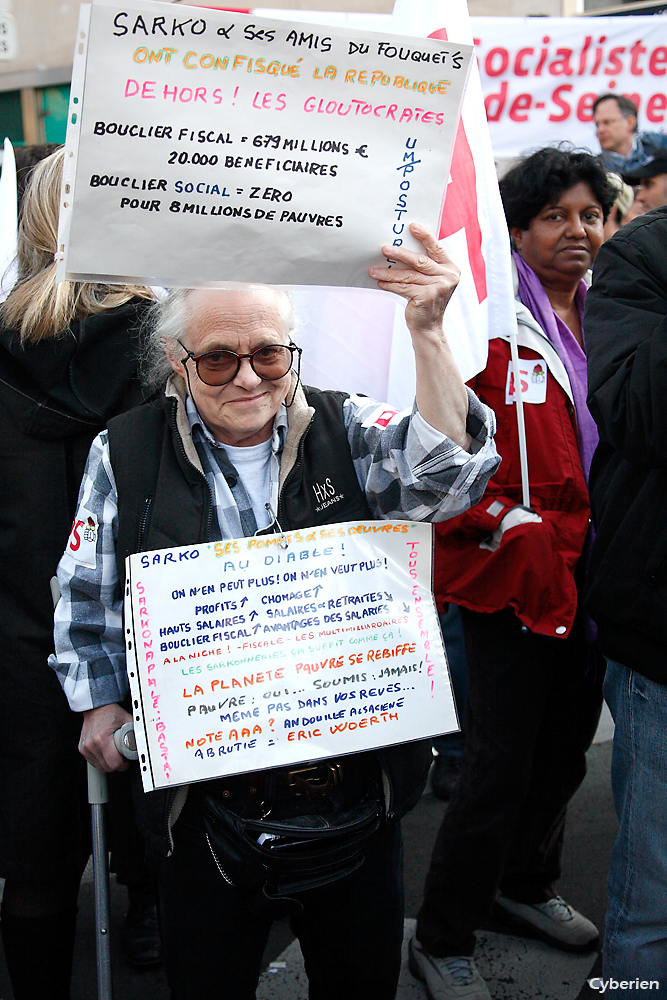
1, 904, 77, 1000
122, 879, 163, 968
430, 754, 463, 801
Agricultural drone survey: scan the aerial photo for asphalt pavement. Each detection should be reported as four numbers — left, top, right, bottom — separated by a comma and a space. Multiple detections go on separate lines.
0, 708, 616, 1000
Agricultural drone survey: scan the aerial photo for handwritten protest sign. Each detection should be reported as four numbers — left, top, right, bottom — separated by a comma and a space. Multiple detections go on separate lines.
57, 0, 472, 288
124, 520, 456, 792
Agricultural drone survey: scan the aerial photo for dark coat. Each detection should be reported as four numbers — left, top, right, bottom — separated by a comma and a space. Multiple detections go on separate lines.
0, 299, 153, 879
585, 207, 667, 685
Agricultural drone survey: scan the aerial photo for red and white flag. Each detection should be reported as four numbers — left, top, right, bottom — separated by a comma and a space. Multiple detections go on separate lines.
386, 0, 515, 404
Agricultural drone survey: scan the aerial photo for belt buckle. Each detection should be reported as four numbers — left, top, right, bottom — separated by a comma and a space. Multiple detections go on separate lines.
286, 762, 343, 797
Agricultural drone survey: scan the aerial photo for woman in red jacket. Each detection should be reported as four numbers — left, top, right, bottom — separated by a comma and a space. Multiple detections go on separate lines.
410, 147, 616, 1000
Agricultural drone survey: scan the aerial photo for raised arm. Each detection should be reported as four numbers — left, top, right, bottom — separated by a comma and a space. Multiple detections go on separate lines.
368, 222, 470, 450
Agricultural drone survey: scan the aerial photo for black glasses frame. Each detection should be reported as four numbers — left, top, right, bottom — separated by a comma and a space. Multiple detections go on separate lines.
177, 339, 302, 387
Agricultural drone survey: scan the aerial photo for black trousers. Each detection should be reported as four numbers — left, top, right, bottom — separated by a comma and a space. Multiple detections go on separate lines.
417, 607, 603, 957
158, 794, 405, 1000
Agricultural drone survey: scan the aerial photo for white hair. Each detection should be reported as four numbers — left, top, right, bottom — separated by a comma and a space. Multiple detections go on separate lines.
141, 286, 296, 391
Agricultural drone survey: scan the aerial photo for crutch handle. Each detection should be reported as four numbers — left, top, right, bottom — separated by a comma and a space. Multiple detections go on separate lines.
113, 722, 138, 760
87, 761, 109, 804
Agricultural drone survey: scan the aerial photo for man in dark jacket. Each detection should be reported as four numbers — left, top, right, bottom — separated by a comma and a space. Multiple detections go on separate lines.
584, 206, 667, 985
50, 224, 499, 1000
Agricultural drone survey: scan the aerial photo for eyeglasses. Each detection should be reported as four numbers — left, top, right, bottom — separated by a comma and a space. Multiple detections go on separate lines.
595, 116, 624, 128
177, 339, 302, 387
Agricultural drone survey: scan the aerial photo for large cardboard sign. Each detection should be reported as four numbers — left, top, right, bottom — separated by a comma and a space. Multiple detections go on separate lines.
124, 520, 456, 791
57, 0, 472, 288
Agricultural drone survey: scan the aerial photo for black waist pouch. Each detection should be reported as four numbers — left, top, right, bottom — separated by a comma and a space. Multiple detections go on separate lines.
202, 763, 383, 898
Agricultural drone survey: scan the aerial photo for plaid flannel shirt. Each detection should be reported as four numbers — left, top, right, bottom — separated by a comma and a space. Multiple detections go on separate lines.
50, 385, 498, 711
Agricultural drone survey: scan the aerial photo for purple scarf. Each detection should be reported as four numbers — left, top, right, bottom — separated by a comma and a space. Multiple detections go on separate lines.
513, 251, 598, 482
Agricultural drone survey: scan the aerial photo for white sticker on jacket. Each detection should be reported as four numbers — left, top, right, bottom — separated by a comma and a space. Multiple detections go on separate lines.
359, 402, 401, 429
505, 360, 547, 406
66, 510, 99, 568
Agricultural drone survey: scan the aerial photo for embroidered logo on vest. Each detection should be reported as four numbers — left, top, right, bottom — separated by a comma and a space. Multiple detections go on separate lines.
312, 477, 344, 513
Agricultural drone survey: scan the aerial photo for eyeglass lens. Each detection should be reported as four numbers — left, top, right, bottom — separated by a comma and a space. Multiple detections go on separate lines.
196, 345, 294, 385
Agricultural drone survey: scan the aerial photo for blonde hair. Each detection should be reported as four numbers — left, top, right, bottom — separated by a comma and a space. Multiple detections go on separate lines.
1, 147, 154, 343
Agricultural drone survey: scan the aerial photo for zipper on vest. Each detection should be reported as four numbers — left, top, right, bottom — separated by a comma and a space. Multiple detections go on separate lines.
136, 495, 153, 552
277, 413, 314, 529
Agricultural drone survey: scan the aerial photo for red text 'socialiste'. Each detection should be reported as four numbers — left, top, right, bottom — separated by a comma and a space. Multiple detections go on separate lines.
475, 34, 667, 124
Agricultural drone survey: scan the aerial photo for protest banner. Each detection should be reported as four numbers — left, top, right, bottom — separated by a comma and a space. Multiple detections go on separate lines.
473, 16, 667, 159
57, 0, 472, 289
124, 519, 456, 791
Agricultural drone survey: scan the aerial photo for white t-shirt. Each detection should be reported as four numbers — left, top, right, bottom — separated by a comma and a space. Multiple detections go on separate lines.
223, 437, 274, 531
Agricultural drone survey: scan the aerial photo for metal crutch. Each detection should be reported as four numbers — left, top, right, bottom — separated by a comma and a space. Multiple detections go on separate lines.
51, 577, 137, 999
87, 723, 138, 1000
49, 576, 139, 1000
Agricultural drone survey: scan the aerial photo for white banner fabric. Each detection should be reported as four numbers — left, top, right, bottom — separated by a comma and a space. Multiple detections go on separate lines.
473, 16, 667, 159
0, 138, 17, 302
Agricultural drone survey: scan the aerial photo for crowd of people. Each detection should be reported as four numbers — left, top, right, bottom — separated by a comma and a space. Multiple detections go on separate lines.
0, 85, 666, 1000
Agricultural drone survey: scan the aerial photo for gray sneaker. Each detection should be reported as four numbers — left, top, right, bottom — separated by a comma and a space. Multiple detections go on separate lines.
408, 937, 492, 1000
495, 893, 599, 952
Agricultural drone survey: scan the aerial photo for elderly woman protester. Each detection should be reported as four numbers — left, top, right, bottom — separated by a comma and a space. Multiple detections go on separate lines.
410, 147, 616, 1000
49, 225, 500, 1000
